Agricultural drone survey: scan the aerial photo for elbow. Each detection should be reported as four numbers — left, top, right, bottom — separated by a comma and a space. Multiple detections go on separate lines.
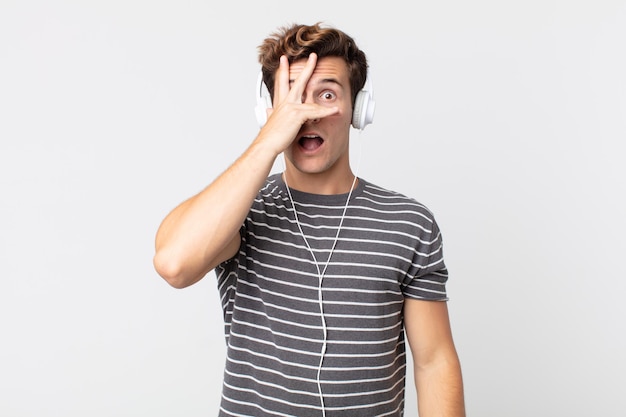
153, 250, 196, 289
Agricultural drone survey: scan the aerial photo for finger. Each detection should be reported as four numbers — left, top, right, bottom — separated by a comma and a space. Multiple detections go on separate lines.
306, 105, 340, 122
289, 53, 318, 102
273, 55, 290, 105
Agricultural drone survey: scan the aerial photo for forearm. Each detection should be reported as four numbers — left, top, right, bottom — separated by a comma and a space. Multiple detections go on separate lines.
154, 54, 337, 288
414, 354, 465, 417
153, 138, 279, 288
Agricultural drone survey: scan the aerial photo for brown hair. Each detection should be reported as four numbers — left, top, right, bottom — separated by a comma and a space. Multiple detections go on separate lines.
257, 22, 368, 107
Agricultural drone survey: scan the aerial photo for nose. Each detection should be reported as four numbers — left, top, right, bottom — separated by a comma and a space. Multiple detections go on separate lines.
301, 91, 320, 124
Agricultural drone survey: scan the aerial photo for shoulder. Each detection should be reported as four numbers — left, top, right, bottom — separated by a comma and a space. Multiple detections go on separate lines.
258, 173, 284, 195
356, 179, 438, 226
248, 173, 290, 219
254, 173, 289, 203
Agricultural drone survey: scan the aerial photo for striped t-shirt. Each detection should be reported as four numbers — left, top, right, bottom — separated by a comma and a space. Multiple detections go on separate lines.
215, 173, 448, 416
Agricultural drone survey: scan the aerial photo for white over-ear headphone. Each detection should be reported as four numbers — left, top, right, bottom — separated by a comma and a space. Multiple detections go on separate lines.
254, 70, 376, 130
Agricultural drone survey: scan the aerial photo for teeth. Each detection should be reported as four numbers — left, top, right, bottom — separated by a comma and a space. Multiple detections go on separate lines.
302, 134, 318, 138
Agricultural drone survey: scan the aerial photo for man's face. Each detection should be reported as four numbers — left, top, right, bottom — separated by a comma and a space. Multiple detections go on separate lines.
283, 56, 354, 181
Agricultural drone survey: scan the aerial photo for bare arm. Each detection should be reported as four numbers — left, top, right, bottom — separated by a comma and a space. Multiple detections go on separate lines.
152, 140, 277, 288
153, 54, 339, 288
404, 298, 466, 417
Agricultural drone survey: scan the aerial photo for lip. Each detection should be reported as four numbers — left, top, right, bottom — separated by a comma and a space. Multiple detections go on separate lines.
299, 129, 322, 138
296, 131, 325, 154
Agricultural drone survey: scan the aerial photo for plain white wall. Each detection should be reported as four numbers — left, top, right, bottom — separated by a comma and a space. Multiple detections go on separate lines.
1, 1, 625, 416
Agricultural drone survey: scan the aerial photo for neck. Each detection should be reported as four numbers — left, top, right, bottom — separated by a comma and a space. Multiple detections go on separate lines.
282, 165, 356, 195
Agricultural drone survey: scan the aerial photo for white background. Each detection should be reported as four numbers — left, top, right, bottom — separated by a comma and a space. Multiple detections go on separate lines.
1, 1, 625, 416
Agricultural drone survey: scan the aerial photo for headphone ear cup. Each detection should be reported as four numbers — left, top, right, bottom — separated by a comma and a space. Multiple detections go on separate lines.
352, 90, 367, 130
255, 71, 271, 127
351, 77, 375, 130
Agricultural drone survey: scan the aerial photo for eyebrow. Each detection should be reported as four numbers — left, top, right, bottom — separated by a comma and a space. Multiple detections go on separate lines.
289, 77, 344, 88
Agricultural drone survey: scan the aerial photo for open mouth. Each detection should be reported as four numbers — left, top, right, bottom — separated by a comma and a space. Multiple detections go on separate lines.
298, 134, 324, 151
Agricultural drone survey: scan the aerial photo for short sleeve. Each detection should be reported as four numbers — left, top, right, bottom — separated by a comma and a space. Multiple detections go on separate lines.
401, 214, 449, 301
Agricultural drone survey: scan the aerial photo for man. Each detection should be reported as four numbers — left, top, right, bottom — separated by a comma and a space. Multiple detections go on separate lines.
154, 22, 465, 416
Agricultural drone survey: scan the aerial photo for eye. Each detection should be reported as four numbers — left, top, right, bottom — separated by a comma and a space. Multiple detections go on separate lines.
319, 90, 336, 101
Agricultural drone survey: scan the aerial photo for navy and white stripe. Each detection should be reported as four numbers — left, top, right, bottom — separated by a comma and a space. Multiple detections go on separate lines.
215, 174, 448, 416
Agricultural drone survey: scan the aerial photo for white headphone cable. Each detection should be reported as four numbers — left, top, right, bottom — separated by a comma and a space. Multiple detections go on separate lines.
281, 131, 363, 416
